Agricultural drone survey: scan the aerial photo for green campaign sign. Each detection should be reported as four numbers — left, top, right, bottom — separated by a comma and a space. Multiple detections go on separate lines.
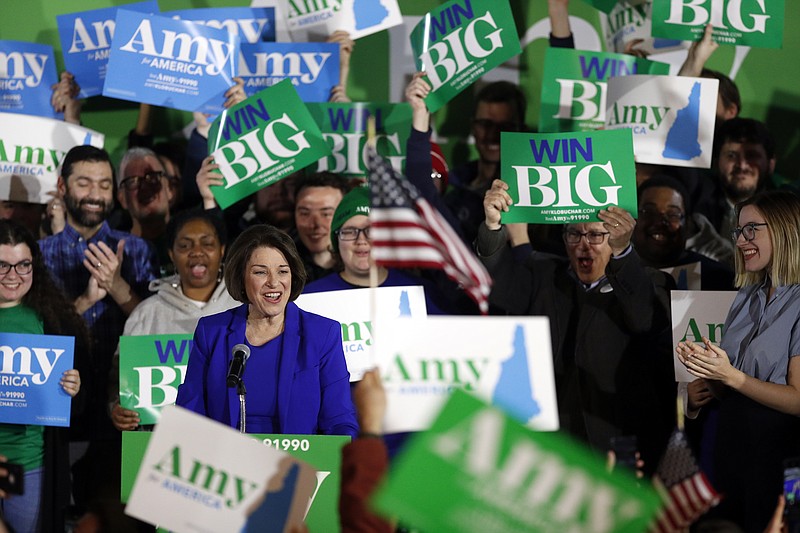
306, 102, 412, 176
650, 0, 784, 48
119, 334, 193, 426
500, 129, 637, 224
374, 389, 661, 533
540, 48, 669, 133
122, 432, 349, 533
208, 79, 332, 209
410, 0, 522, 113
583, 0, 621, 14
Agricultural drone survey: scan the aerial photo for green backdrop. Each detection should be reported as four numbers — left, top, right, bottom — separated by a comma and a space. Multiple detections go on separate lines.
2, 0, 797, 180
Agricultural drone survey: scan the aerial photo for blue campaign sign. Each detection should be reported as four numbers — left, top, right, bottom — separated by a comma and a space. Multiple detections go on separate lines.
0, 332, 75, 427
0, 41, 58, 118
165, 7, 276, 44
103, 10, 240, 115
239, 42, 339, 103
56, 1, 159, 98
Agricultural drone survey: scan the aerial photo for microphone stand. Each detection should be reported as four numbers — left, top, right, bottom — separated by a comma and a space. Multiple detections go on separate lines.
235, 378, 247, 434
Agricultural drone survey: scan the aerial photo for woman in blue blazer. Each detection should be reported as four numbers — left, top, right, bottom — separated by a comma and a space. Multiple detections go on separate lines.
176, 224, 358, 438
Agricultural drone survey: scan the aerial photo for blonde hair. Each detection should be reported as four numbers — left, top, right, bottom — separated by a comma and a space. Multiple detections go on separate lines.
734, 191, 800, 287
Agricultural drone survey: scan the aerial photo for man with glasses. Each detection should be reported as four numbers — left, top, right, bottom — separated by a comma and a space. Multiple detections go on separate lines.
38, 145, 157, 505
116, 147, 175, 274
633, 175, 734, 290
476, 179, 675, 473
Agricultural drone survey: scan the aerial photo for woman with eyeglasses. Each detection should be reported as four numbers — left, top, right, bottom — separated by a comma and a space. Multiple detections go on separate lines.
0, 219, 89, 533
677, 190, 800, 531
302, 186, 449, 315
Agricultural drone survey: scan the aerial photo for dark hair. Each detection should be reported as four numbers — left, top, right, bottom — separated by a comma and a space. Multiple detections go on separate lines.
0, 220, 90, 343
474, 81, 527, 127
638, 173, 693, 215
166, 209, 228, 251
701, 68, 741, 116
294, 172, 349, 199
60, 145, 114, 185
224, 225, 307, 303
713, 118, 775, 160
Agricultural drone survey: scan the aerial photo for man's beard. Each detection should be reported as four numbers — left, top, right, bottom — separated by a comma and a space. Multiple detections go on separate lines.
64, 194, 112, 228
723, 178, 759, 204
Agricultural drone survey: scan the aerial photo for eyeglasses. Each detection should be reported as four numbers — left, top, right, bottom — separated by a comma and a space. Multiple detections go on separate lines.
119, 171, 164, 191
564, 230, 609, 245
472, 119, 521, 133
638, 207, 685, 226
336, 227, 370, 241
731, 222, 768, 242
0, 260, 33, 275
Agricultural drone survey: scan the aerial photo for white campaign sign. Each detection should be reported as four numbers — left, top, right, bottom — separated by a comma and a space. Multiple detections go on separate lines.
125, 405, 316, 533
670, 290, 737, 382
280, 0, 402, 41
373, 316, 559, 433
0, 113, 104, 203
605, 74, 718, 168
600, 0, 689, 56
295, 285, 428, 381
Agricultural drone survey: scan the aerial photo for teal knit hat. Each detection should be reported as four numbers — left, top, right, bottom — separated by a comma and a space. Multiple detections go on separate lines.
330, 185, 370, 252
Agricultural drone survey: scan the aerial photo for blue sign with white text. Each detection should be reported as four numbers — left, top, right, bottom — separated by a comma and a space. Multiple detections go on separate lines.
239, 42, 339, 103
0, 332, 75, 427
164, 7, 276, 44
0, 41, 58, 118
103, 10, 240, 114
57, 1, 159, 98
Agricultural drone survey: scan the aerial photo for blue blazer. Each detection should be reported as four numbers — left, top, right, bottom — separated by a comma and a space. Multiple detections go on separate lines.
176, 302, 358, 438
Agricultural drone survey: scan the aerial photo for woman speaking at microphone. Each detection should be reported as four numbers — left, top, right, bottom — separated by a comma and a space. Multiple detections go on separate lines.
176, 224, 358, 438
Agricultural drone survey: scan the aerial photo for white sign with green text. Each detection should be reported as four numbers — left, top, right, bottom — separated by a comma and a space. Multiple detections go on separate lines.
606, 75, 718, 168
670, 290, 737, 382
374, 316, 558, 433
294, 285, 428, 381
125, 405, 317, 533
0, 113, 104, 203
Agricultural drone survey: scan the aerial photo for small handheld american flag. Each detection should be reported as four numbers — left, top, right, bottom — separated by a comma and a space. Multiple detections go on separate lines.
650, 427, 721, 532
366, 143, 492, 314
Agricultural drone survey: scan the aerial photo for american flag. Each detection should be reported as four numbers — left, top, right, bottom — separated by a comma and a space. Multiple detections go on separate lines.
651, 428, 721, 532
366, 145, 492, 314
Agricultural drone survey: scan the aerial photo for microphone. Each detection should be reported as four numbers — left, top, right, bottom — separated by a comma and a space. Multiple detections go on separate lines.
227, 344, 251, 387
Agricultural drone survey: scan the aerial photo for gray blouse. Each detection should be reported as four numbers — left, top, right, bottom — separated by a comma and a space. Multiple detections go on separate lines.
720, 280, 800, 384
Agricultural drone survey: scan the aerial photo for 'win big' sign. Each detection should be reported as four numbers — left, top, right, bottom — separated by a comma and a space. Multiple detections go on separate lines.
410, 0, 521, 113
500, 129, 638, 225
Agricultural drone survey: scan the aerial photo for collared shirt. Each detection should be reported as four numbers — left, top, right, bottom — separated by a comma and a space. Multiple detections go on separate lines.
721, 279, 800, 384
39, 222, 158, 360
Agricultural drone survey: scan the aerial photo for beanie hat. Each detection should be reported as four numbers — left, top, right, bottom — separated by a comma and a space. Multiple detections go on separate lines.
330, 185, 370, 252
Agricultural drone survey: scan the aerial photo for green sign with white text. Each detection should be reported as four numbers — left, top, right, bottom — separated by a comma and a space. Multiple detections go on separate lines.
119, 334, 193, 426
650, 0, 784, 48
121, 432, 348, 533
306, 102, 412, 176
410, 0, 521, 113
540, 47, 669, 133
374, 389, 661, 533
500, 129, 637, 224
207, 79, 332, 209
